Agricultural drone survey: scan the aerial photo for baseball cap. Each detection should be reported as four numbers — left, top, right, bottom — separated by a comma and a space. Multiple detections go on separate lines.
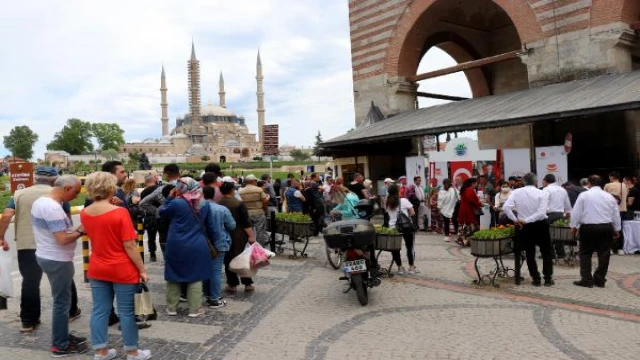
245, 174, 258, 181
221, 176, 236, 183
384, 178, 395, 183
35, 166, 58, 177
398, 176, 407, 181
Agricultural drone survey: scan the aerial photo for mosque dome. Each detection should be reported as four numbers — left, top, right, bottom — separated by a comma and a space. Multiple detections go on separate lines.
158, 138, 171, 144
142, 138, 157, 144
187, 143, 206, 155
201, 101, 235, 117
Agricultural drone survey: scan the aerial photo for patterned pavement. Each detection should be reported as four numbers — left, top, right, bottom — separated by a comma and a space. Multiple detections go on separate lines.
1, 231, 640, 359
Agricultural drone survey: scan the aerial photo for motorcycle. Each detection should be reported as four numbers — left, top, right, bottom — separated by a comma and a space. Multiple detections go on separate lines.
322, 200, 380, 306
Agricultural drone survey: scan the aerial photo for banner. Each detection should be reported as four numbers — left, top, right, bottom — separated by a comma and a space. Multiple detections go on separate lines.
536, 146, 568, 187
432, 162, 448, 186
477, 160, 501, 188
503, 148, 530, 180
405, 156, 427, 185
450, 161, 473, 182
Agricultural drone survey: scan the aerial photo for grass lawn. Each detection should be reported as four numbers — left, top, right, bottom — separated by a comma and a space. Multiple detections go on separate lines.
0, 190, 86, 212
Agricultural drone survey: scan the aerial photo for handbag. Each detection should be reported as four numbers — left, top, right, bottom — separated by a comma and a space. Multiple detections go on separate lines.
134, 282, 156, 317
185, 200, 219, 259
396, 211, 416, 233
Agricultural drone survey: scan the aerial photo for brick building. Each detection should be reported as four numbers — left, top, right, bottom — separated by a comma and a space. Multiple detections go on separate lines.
323, 0, 640, 182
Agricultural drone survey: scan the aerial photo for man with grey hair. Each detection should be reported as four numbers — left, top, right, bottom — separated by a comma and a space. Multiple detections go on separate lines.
580, 178, 589, 189
31, 175, 88, 356
0, 167, 81, 333
503, 172, 555, 287
239, 174, 269, 246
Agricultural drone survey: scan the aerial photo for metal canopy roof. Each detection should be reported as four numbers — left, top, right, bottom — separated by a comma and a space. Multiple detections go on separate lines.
323, 71, 640, 147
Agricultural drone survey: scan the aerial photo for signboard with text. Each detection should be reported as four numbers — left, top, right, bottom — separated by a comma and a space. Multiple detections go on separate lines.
262, 124, 279, 156
10, 162, 34, 193
536, 146, 568, 187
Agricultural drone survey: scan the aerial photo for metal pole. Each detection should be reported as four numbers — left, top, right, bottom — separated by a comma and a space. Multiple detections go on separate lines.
514, 227, 521, 285
82, 235, 90, 283
137, 216, 145, 263
269, 157, 273, 180
269, 210, 276, 253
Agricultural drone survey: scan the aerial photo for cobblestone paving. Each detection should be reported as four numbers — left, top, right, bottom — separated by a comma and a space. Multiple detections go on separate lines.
1, 232, 640, 359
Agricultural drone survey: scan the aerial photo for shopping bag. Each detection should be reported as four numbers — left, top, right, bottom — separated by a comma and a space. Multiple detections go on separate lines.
229, 245, 256, 277
0, 251, 14, 298
134, 282, 155, 317
250, 243, 271, 270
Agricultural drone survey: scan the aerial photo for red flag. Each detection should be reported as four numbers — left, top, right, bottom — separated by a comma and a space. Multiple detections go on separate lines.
451, 161, 473, 182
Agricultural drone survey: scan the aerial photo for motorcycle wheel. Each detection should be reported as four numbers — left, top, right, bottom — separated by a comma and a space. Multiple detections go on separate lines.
351, 273, 368, 306
326, 245, 342, 270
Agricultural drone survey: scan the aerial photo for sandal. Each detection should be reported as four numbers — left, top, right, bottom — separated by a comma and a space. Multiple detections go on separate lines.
225, 286, 238, 293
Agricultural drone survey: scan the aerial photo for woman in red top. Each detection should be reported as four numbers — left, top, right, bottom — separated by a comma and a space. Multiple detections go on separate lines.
81, 172, 151, 360
457, 177, 482, 247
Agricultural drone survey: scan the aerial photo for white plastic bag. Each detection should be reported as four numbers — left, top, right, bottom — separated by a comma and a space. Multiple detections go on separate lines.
229, 245, 256, 278
0, 251, 14, 298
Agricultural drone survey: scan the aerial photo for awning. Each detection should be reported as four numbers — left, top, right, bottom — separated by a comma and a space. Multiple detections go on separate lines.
323, 71, 640, 147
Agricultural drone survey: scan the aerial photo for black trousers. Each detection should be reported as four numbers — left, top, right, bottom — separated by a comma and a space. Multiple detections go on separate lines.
18, 249, 79, 325
452, 202, 460, 234
547, 212, 567, 258
519, 220, 553, 281
391, 232, 416, 267
224, 251, 253, 287
145, 217, 158, 255
578, 223, 614, 285
442, 216, 458, 236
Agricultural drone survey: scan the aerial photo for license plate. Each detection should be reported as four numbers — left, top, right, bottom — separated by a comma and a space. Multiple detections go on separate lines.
343, 259, 367, 274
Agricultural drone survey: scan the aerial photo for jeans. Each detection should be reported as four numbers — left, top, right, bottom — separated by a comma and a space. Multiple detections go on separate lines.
89, 280, 138, 351
36, 257, 74, 349
391, 232, 416, 267
207, 251, 226, 300
251, 215, 268, 246
17, 249, 79, 325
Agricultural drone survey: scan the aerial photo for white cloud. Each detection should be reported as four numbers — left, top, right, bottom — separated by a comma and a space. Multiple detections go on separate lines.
0, 1, 467, 159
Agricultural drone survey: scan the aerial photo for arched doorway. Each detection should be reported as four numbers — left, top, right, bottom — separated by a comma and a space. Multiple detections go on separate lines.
219, 155, 226, 163
241, 148, 250, 158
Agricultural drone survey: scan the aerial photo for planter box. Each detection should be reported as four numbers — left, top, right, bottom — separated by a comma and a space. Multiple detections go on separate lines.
275, 219, 290, 235
375, 234, 403, 251
470, 237, 514, 257
550, 226, 578, 245
290, 221, 313, 237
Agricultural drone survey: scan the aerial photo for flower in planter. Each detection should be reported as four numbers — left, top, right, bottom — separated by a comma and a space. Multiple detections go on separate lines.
473, 225, 515, 240
550, 218, 571, 228
374, 226, 401, 235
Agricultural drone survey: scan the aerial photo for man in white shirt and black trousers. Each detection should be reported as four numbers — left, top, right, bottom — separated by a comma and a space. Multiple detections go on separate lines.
570, 175, 621, 288
542, 174, 572, 259
503, 173, 555, 287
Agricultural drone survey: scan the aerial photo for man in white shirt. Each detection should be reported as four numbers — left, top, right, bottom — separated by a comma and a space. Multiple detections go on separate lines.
542, 174, 572, 259
503, 173, 554, 287
570, 175, 621, 288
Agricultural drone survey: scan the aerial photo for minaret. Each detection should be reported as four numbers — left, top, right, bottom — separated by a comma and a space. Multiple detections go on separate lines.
256, 50, 265, 152
219, 72, 226, 108
160, 65, 169, 136
188, 40, 202, 143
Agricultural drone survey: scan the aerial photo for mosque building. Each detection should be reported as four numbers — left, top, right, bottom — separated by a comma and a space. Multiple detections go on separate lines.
120, 42, 264, 163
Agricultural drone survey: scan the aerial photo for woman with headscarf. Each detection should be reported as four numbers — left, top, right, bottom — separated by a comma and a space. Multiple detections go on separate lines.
159, 177, 215, 318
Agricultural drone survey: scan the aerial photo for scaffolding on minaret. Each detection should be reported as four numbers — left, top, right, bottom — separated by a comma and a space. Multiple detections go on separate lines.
256, 50, 265, 153
160, 65, 169, 137
188, 40, 205, 144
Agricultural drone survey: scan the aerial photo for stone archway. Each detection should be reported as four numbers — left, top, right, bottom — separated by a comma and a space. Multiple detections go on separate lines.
385, 0, 543, 79
219, 155, 227, 163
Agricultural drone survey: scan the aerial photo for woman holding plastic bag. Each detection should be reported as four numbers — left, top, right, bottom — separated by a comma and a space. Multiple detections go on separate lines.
218, 179, 257, 293
230, 242, 274, 278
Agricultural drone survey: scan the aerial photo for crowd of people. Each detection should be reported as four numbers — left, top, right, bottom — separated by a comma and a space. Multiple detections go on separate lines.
0, 161, 634, 358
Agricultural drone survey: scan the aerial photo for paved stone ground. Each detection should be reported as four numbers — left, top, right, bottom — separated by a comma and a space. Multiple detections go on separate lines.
1, 229, 640, 359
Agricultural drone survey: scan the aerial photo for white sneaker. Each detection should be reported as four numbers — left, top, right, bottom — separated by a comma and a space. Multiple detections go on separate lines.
94, 349, 117, 360
443, 236, 451, 242
188, 308, 206, 318
166, 309, 177, 316
127, 349, 152, 360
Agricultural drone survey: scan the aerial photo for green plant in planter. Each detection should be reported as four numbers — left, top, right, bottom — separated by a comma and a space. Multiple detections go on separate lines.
275, 212, 312, 223
374, 226, 400, 235
473, 225, 515, 240
550, 218, 571, 227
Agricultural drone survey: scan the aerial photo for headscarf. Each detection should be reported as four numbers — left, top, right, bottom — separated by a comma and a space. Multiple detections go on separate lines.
176, 177, 205, 211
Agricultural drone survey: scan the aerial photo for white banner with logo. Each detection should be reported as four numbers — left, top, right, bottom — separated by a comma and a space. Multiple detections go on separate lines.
503, 148, 531, 180
405, 156, 427, 185
432, 162, 448, 186
535, 146, 568, 187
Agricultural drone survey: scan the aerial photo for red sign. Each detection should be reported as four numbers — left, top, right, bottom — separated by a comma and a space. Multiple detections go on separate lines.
10, 162, 34, 193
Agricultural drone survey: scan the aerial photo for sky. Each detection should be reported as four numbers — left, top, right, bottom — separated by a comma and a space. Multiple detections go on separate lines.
0, 0, 471, 159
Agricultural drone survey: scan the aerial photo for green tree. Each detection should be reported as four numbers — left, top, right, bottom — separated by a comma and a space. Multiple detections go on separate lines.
290, 149, 310, 161
201, 155, 211, 162
101, 149, 118, 161
3, 125, 39, 160
47, 118, 94, 155
313, 130, 323, 160
92, 123, 125, 151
